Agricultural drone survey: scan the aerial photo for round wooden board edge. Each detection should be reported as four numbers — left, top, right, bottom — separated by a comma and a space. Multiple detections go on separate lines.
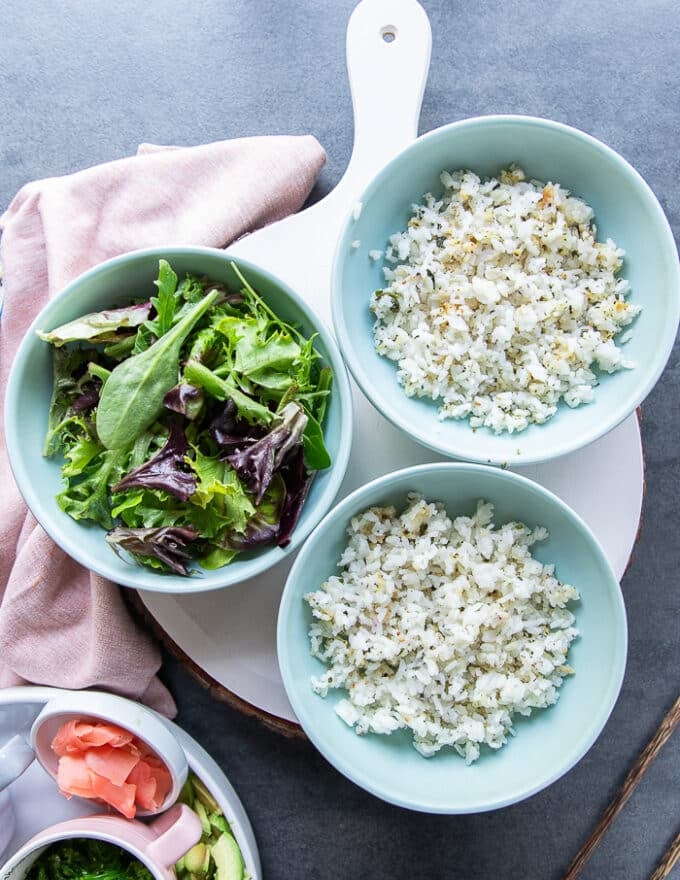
124, 589, 305, 739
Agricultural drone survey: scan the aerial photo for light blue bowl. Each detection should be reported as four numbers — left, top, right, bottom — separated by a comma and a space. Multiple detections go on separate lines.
4, 247, 353, 593
332, 115, 680, 465
277, 463, 627, 813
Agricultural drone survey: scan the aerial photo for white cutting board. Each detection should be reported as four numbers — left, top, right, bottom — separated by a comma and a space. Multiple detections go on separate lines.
139, 0, 644, 725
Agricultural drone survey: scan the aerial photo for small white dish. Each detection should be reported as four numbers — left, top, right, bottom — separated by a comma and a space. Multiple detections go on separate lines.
30, 691, 187, 816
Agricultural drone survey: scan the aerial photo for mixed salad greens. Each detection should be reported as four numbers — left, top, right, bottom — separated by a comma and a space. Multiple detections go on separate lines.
25, 839, 153, 880
40, 260, 332, 575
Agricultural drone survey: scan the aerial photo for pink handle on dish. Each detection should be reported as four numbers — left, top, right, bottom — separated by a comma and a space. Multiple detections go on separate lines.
146, 804, 203, 869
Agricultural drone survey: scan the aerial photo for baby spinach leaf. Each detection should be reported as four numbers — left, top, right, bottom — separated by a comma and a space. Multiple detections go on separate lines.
96, 287, 219, 449
302, 410, 331, 470
313, 366, 333, 424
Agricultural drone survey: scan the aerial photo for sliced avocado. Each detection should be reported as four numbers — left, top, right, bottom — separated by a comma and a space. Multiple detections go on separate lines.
193, 799, 212, 837
192, 775, 221, 813
184, 843, 210, 876
177, 776, 195, 806
212, 833, 243, 880
209, 812, 231, 835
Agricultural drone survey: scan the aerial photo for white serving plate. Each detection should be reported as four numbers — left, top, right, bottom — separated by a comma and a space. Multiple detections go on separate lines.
0, 687, 261, 879
138, 0, 644, 726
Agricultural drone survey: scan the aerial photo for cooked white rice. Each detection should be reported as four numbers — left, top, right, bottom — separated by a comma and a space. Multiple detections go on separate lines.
306, 495, 579, 762
370, 166, 640, 433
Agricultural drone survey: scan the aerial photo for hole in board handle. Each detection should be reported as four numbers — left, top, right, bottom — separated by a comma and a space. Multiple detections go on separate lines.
381, 25, 397, 43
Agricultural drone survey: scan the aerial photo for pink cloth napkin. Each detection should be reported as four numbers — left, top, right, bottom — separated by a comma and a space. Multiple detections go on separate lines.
0, 135, 326, 716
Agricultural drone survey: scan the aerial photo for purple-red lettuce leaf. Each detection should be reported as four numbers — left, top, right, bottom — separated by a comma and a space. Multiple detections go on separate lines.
163, 383, 204, 420
277, 446, 314, 547
209, 399, 264, 448
72, 382, 101, 413
226, 402, 307, 503
112, 420, 196, 501
106, 525, 199, 576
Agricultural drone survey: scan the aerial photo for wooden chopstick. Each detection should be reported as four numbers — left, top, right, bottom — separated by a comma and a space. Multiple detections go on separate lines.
563, 695, 680, 880
649, 830, 680, 880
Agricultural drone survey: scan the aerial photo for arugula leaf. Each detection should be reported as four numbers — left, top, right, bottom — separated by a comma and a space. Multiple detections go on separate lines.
132, 323, 155, 354
87, 362, 111, 385
149, 259, 179, 336
177, 273, 207, 303
313, 366, 333, 424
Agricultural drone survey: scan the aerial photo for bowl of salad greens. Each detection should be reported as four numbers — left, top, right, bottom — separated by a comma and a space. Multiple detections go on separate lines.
5, 247, 353, 592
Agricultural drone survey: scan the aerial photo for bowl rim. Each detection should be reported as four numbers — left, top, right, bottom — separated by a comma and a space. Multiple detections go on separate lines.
330, 113, 680, 466
276, 461, 628, 814
4, 245, 353, 593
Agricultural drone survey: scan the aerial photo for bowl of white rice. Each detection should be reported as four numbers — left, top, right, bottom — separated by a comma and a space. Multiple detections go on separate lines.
331, 115, 680, 464
277, 462, 627, 813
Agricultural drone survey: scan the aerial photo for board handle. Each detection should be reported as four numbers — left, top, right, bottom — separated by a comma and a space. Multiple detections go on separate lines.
337, 0, 432, 198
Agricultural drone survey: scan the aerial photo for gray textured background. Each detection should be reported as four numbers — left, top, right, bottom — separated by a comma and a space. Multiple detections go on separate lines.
1, 1, 679, 878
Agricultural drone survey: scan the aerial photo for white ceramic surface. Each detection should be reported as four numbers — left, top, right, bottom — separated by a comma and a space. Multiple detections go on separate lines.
0, 688, 261, 880
0, 737, 34, 793
138, 0, 645, 725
